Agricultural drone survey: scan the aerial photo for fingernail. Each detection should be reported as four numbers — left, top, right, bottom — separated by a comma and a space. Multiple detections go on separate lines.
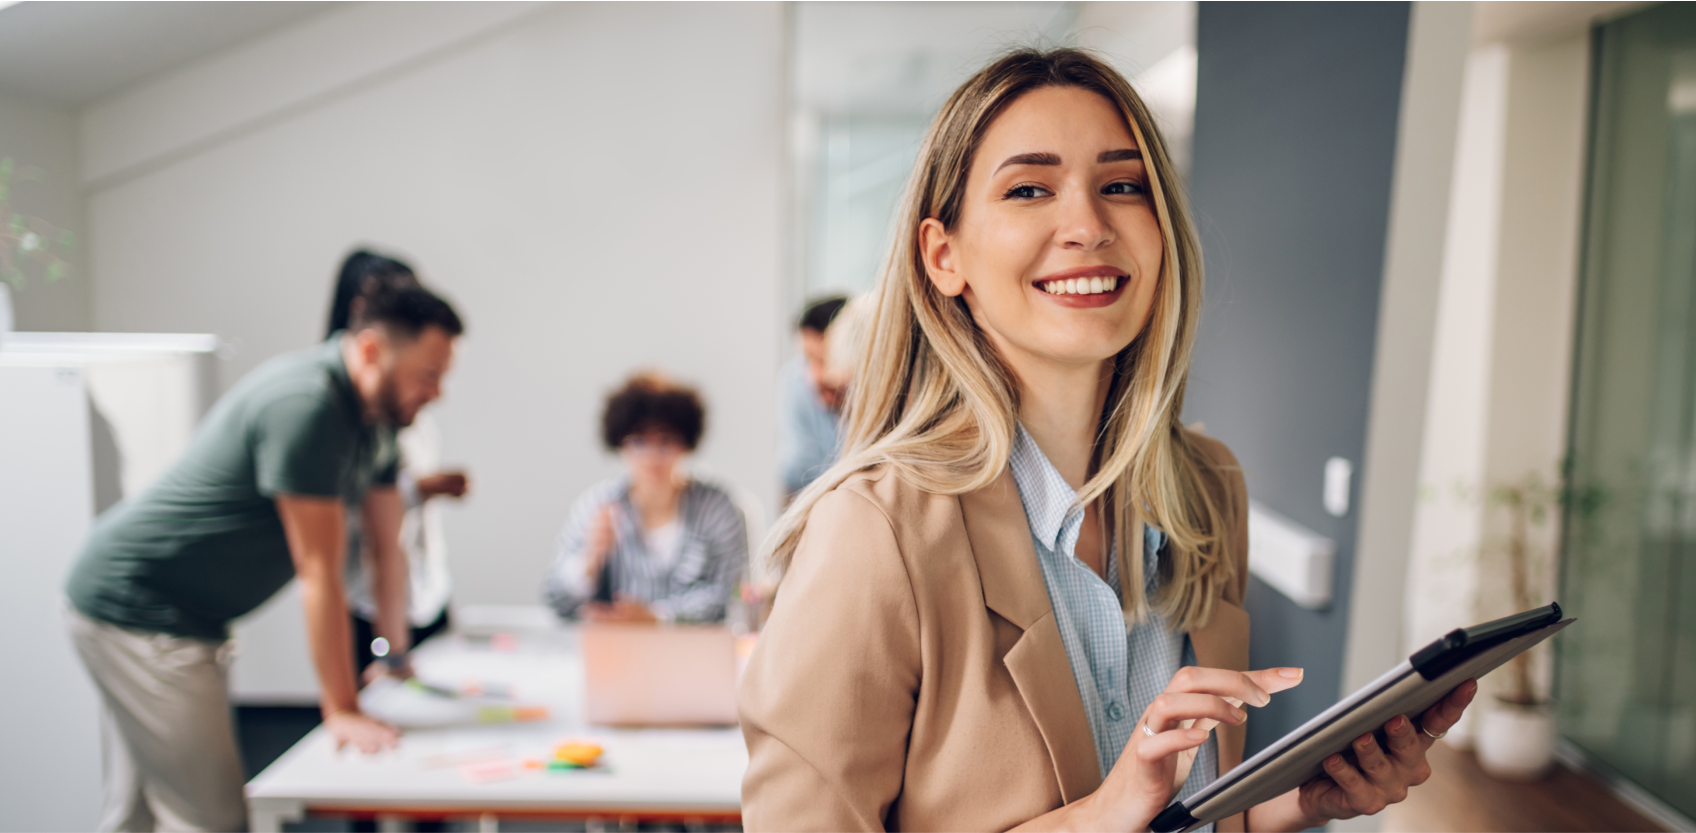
1326, 755, 1342, 768
1188, 729, 1208, 741
1257, 690, 1272, 707
1232, 707, 1247, 723
1279, 667, 1304, 679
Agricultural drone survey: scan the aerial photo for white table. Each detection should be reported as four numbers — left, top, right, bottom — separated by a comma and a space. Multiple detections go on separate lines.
246, 607, 747, 831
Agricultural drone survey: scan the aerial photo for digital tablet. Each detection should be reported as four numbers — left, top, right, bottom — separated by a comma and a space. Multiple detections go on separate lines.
1152, 603, 1575, 833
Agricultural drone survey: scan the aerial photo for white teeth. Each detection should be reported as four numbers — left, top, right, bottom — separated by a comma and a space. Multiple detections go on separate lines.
1041, 276, 1122, 295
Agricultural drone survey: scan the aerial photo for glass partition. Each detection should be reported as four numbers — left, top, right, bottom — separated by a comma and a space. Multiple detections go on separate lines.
1559, 2, 1696, 820
787, 2, 1198, 302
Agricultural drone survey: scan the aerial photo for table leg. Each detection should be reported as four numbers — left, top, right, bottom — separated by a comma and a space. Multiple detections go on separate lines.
248, 797, 305, 833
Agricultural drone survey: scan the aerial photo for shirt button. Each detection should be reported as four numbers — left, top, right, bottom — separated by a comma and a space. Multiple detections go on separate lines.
1107, 701, 1125, 721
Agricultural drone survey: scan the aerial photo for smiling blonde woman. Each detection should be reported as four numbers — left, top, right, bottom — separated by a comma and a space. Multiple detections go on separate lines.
737, 48, 1475, 832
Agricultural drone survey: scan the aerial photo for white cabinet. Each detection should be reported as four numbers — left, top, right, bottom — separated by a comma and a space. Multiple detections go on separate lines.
0, 333, 217, 832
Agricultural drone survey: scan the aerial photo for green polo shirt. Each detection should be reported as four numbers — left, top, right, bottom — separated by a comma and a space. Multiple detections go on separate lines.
66, 337, 398, 640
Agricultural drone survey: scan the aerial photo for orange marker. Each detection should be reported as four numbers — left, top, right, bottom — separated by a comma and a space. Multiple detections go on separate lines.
553, 742, 603, 767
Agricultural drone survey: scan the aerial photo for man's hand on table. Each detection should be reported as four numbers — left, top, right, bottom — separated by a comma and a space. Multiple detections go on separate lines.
326, 710, 401, 754
362, 652, 416, 687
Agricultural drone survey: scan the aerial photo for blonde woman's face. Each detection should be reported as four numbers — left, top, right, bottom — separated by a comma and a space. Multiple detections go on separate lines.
920, 85, 1163, 371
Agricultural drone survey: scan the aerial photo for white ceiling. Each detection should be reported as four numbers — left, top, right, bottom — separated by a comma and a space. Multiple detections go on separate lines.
792, 1, 1194, 119
0, 1, 332, 107
794, 2, 1080, 118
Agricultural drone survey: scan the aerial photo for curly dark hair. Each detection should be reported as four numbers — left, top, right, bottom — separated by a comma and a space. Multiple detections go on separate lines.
602, 372, 706, 451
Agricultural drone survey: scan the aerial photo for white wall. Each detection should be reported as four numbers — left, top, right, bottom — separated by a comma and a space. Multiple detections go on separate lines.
1403, 25, 1592, 734
81, 2, 788, 609
1401, 46, 1510, 744
0, 94, 89, 331
1339, 0, 1475, 699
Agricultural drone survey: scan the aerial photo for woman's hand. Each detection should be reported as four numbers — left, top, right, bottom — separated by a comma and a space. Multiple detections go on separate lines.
417, 470, 469, 500
1294, 679, 1477, 826
584, 504, 619, 581
1076, 666, 1305, 831
585, 595, 659, 624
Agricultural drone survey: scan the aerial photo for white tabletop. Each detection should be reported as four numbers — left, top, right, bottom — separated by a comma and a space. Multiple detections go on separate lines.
245, 607, 747, 830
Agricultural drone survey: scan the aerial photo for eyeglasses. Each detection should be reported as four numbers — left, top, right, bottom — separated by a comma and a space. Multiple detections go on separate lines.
622, 434, 685, 455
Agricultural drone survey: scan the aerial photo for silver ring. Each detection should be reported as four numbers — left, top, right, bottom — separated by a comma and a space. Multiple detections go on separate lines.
1419, 722, 1446, 740
1142, 723, 1157, 738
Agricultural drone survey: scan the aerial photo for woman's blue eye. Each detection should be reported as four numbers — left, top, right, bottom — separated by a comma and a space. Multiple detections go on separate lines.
1103, 180, 1145, 196
1002, 184, 1051, 200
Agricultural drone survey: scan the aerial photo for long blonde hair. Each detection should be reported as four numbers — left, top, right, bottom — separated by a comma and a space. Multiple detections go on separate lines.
768, 48, 1234, 632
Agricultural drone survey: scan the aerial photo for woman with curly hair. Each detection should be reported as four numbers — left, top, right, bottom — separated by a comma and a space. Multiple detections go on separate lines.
544, 372, 747, 624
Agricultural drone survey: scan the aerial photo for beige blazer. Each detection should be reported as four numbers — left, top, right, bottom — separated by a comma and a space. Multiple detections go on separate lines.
739, 433, 1251, 832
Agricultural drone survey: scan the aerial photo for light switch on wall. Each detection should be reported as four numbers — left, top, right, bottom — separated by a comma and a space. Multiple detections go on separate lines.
1324, 457, 1352, 517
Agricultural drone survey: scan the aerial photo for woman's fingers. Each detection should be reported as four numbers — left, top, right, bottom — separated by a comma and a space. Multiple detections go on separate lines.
1144, 692, 1249, 732
1134, 728, 1211, 763
1166, 666, 1301, 708
1417, 679, 1478, 746
1350, 734, 1407, 802
1244, 667, 1305, 699
1322, 753, 1388, 816
1383, 715, 1422, 762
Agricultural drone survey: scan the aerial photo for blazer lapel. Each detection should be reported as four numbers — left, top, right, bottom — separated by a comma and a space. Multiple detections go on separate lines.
1191, 598, 1251, 775
960, 470, 1101, 804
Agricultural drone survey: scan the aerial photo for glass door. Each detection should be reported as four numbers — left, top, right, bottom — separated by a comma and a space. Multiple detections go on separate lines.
1560, 2, 1696, 820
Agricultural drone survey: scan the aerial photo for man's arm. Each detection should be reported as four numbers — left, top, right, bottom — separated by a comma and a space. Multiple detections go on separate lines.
275, 493, 399, 753
361, 486, 411, 670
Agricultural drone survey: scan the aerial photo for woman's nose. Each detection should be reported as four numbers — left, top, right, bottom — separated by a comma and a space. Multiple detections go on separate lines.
1057, 193, 1115, 251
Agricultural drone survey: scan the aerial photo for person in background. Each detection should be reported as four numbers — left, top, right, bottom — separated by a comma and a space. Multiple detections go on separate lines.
545, 372, 748, 624
326, 250, 470, 680
816, 294, 871, 415
778, 295, 848, 500
65, 285, 463, 832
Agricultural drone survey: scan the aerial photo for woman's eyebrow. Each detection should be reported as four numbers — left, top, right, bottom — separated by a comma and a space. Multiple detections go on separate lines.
994, 148, 1142, 173
995, 151, 1061, 172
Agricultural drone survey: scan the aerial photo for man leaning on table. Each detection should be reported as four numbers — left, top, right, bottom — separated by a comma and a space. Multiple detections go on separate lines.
63, 284, 464, 832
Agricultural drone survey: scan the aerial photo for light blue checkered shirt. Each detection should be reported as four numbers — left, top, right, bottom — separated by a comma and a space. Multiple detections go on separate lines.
1009, 425, 1217, 823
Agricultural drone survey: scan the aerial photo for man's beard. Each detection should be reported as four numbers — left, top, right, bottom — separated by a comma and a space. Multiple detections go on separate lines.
375, 375, 414, 428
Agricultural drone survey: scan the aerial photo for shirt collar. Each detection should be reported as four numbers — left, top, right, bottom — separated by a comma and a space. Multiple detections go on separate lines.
320, 333, 366, 424
1008, 424, 1086, 557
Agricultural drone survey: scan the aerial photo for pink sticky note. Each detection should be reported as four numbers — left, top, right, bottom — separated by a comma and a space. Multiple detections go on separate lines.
459, 759, 519, 784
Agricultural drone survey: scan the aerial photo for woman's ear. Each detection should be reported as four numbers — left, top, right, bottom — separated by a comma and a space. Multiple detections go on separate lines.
919, 218, 966, 297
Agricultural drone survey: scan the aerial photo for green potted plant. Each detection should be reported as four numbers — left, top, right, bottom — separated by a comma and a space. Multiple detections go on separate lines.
1472, 466, 1603, 780
0, 156, 76, 346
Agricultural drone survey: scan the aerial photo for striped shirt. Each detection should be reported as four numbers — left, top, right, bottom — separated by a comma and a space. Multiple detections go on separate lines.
543, 475, 747, 623
1009, 426, 1217, 823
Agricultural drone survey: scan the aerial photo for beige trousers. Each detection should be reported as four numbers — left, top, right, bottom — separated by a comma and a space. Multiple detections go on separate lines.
64, 604, 248, 832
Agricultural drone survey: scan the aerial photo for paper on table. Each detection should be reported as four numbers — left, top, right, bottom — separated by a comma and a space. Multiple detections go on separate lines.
360, 677, 548, 728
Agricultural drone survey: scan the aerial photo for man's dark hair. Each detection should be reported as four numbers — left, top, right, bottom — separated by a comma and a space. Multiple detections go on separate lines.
798, 295, 849, 334
601, 372, 706, 451
349, 285, 464, 341
327, 250, 418, 338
